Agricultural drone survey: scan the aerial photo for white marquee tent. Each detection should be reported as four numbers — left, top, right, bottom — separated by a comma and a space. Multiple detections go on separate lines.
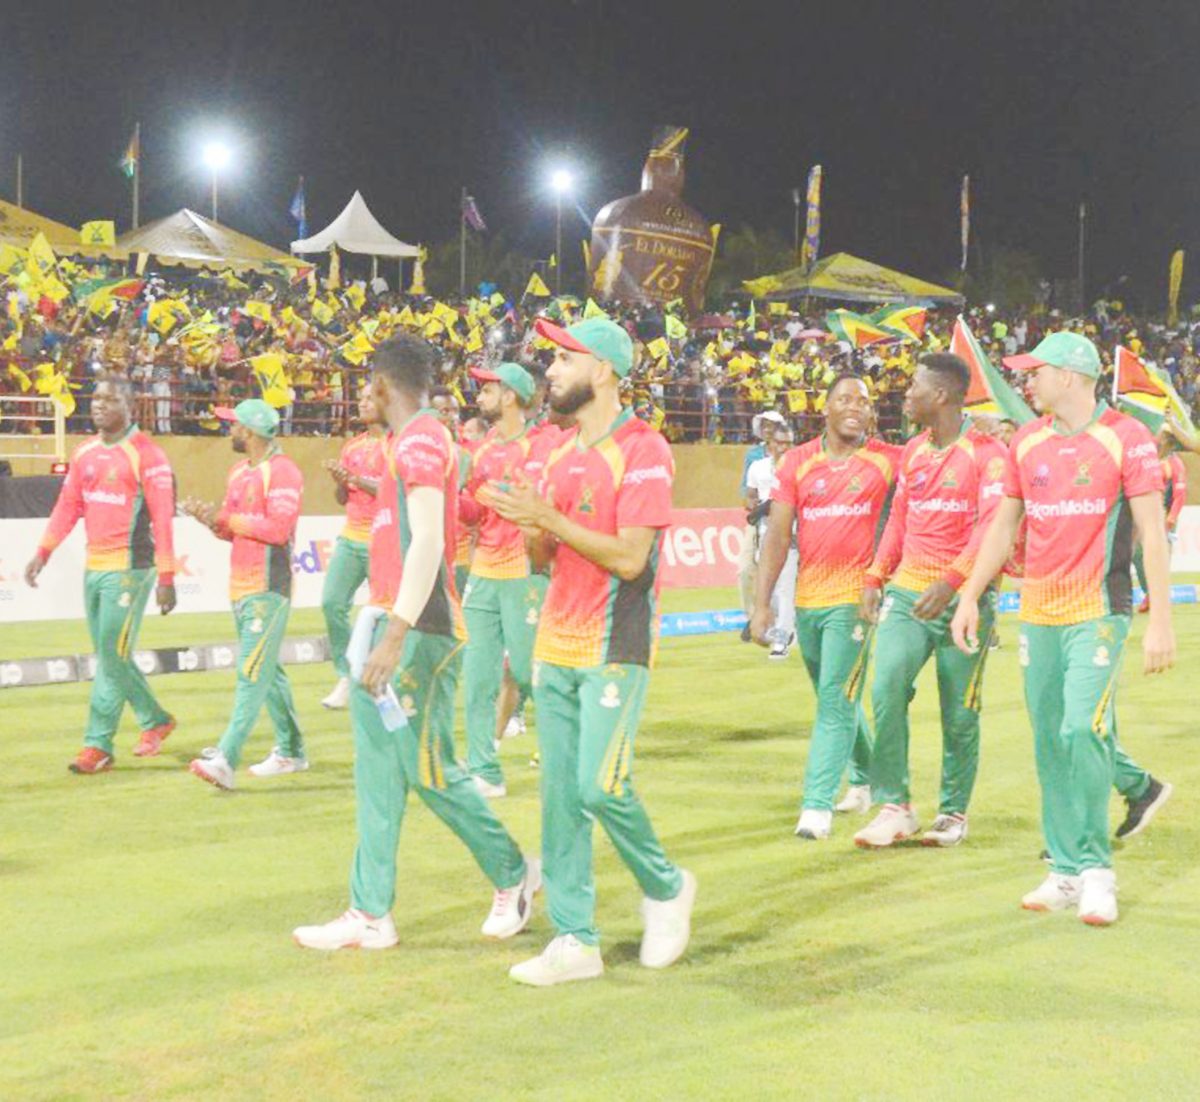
290, 191, 420, 258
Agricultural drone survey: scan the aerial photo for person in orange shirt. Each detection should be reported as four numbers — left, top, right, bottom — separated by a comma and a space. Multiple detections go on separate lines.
319, 389, 386, 709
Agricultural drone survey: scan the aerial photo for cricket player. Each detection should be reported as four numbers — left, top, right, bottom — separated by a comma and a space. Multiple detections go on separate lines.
487, 316, 695, 986
182, 399, 306, 788
293, 334, 538, 951
950, 331, 1174, 925
25, 375, 177, 774
856, 354, 1008, 849
458, 362, 542, 797
745, 423, 798, 659
319, 390, 386, 709
752, 374, 899, 839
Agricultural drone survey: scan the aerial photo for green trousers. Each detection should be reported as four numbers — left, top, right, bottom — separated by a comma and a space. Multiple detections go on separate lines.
349, 624, 526, 917
795, 605, 874, 810
82, 569, 171, 753
534, 661, 683, 946
869, 585, 995, 815
216, 592, 303, 769
1020, 616, 1129, 875
462, 574, 543, 785
321, 536, 370, 678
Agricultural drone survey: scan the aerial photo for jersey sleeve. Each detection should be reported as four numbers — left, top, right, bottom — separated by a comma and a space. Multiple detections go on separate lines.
865, 442, 912, 588
36, 449, 86, 560
615, 430, 674, 529
396, 425, 451, 494
459, 445, 485, 527
137, 437, 177, 584
1121, 421, 1165, 500
229, 458, 304, 545
770, 448, 800, 508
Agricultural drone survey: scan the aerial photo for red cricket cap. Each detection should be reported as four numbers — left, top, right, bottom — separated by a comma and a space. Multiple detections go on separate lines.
214, 406, 238, 421
1001, 354, 1044, 372
534, 317, 591, 353
469, 367, 501, 383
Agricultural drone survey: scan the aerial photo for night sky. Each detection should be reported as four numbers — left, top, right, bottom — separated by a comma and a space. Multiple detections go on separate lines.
3, 1, 1198, 306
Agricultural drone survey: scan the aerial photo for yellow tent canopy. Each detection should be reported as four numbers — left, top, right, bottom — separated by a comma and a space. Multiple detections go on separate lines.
744, 251, 963, 306
115, 209, 300, 274
0, 198, 124, 259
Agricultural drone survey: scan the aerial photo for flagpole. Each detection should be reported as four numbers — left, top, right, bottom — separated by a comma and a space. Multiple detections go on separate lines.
16, 153, 22, 208
459, 186, 467, 298
132, 123, 141, 230
1077, 202, 1086, 314
792, 188, 801, 260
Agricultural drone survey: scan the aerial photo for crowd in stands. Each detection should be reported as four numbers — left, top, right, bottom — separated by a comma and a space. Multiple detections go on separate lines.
3, 255, 1198, 445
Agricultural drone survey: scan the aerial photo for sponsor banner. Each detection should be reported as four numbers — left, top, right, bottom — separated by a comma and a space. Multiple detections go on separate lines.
0, 636, 330, 690
661, 508, 745, 588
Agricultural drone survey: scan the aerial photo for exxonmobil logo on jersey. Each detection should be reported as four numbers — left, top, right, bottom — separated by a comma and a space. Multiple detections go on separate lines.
660, 508, 745, 588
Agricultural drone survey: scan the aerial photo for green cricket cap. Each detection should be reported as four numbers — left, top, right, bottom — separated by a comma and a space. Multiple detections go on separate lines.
535, 316, 634, 378
214, 398, 280, 438
1003, 331, 1101, 379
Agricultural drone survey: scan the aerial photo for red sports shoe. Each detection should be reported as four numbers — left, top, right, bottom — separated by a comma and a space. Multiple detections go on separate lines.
134, 716, 176, 758
69, 747, 113, 774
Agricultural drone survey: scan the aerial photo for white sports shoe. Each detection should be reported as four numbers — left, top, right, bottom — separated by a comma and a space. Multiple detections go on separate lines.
292, 908, 399, 950
640, 869, 697, 969
1021, 872, 1082, 912
503, 715, 526, 740
473, 775, 508, 799
1078, 867, 1119, 926
510, 935, 604, 987
481, 858, 541, 939
853, 803, 919, 848
188, 750, 235, 790
794, 808, 833, 840
835, 784, 872, 815
321, 677, 351, 710
249, 749, 310, 777
768, 632, 795, 661
920, 813, 968, 847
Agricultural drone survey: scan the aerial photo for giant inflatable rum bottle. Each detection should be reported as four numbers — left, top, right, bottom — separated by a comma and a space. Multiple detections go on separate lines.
587, 125, 715, 315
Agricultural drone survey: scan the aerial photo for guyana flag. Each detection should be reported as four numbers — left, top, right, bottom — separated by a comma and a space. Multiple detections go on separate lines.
1112, 345, 1193, 434
74, 277, 144, 312
951, 316, 1035, 425
825, 309, 894, 349
869, 305, 928, 342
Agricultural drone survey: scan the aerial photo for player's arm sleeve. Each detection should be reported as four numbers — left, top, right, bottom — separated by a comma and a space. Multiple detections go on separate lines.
615, 434, 674, 531
229, 463, 304, 545
1122, 425, 1166, 501
943, 442, 1006, 589
141, 441, 177, 584
392, 486, 445, 625
1167, 458, 1187, 529
36, 456, 85, 560
864, 468, 907, 588
769, 451, 798, 508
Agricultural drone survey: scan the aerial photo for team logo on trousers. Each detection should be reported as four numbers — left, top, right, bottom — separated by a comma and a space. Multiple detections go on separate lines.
852, 623, 865, 642
118, 591, 133, 608
1093, 645, 1110, 667
600, 682, 622, 708
525, 608, 539, 626
1018, 634, 1030, 667
400, 695, 417, 716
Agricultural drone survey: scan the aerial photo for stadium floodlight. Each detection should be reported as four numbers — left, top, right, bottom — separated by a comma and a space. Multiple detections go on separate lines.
549, 168, 573, 196
201, 142, 233, 222
548, 167, 576, 294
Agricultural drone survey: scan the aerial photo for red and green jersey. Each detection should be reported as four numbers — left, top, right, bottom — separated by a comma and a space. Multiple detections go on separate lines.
772, 436, 901, 608
1164, 453, 1187, 530
368, 411, 463, 639
338, 431, 385, 543
1004, 403, 1162, 625
214, 449, 304, 603
867, 425, 1008, 593
535, 410, 673, 669
454, 446, 473, 568
462, 424, 534, 580
38, 427, 176, 581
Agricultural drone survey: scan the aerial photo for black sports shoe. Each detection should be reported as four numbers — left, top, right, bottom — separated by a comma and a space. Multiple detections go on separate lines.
1039, 849, 1051, 864
740, 624, 752, 643
1115, 777, 1173, 839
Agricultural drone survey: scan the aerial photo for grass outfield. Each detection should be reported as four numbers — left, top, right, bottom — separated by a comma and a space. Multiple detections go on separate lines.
2, 587, 1198, 1099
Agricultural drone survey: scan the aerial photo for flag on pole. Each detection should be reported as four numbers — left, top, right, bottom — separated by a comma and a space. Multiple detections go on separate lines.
1167, 249, 1185, 327
825, 308, 893, 349
461, 193, 487, 232
289, 177, 307, 240
869, 305, 928, 342
1112, 345, 1194, 434
800, 165, 822, 271
250, 353, 291, 408
80, 221, 116, 247
951, 316, 1035, 425
120, 128, 139, 179
524, 272, 552, 298
960, 175, 970, 271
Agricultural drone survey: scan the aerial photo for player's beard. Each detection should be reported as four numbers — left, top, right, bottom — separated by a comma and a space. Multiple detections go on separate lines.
231, 436, 247, 453
549, 380, 595, 416
480, 403, 500, 424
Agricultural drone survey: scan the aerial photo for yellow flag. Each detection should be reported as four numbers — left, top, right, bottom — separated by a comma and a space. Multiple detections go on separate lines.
433, 301, 460, 327
311, 298, 334, 327
548, 253, 557, 270
409, 247, 427, 295
250, 353, 291, 408
327, 247, 341, 290
581, 240, 592, 273
583, 298, 609, 320
646, 337, 670, 361
664, 313, 688, 340
41, 275, 72, 304
397, 304, 417, 327
787, 390, 808, 414
466, 327, 484, 353
80, 221, 116, 247
221, 269, 250, 291
148, 299, 191, 335
305, 267, 318, 302
135, 252, 150, 276
489, 292, 506, 308
345, 283, 366, 311
768, 302, 789, 317
0, 244, 25, 275
27, 233, 58, 280
524, 272, 551, 298
340, 332, 375, 365
1168, 249, 1185, 326
243, 301, 273, 323
7, 363, 32, 392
